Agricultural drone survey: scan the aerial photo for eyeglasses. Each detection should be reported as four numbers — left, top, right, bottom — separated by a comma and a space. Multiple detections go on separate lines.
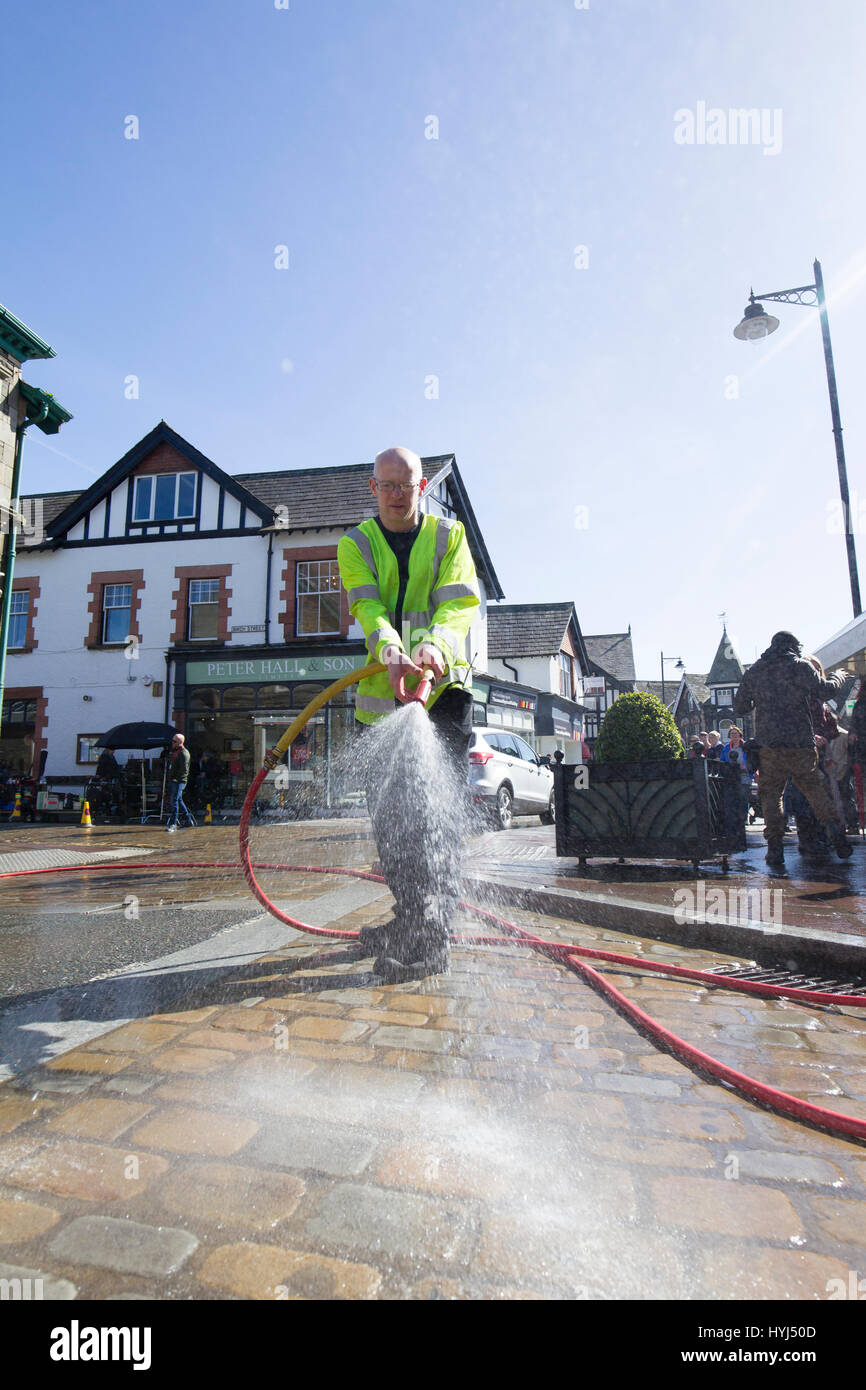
373, 479, 419, 495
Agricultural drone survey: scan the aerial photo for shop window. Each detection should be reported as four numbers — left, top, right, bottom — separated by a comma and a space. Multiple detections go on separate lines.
222, 685, 255, 709
257, 684, 292, 709
133, 472, 197, 523
293, 682, 326, 708
296, 560, 341, 636
102, 584, 133, 644
188, 579, 220, 641
189, 687, 220, 711
8, 591, 28, 649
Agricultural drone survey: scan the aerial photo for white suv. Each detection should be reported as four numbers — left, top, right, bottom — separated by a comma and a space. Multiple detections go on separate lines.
468, 727, 555, 830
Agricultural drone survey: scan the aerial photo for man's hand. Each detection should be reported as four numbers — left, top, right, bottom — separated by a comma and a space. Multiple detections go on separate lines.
414, 642, 446, 681
383, 649, 424, 704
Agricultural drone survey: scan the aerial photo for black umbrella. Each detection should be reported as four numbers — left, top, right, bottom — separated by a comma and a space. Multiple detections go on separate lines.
96, 723, 177, 823
96, 722, 176, 750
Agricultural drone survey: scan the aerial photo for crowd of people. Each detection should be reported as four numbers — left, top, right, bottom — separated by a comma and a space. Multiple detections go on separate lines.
687, 631, 865, 869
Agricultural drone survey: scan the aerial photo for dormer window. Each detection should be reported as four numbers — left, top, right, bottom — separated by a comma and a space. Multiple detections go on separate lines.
133, 472, 197, 523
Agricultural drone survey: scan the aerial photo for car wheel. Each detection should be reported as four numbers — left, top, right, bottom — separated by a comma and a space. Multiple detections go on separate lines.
494, 784, 513, 831
540, 792, 555, 825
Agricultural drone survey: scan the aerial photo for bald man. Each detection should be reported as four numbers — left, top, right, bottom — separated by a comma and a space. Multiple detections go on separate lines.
337, 445, 481, 981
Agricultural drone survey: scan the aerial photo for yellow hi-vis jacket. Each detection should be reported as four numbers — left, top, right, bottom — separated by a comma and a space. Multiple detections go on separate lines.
337, 514, 481, 723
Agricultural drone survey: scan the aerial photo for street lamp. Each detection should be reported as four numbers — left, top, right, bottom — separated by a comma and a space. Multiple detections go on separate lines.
660, 653, 684, 708
733, 259, 860, 617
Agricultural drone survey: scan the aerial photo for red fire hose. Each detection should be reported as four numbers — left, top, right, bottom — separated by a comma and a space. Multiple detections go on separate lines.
4, 658, 866, 1144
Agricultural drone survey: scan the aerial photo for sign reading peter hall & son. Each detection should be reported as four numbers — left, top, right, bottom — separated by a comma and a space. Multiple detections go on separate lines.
186, 655, 368, 684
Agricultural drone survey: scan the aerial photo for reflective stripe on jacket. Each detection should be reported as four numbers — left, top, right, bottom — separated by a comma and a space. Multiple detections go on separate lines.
337, 514, 480, 723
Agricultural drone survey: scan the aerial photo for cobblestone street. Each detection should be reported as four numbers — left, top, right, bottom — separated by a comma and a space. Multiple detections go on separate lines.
1, 822, 865, 1300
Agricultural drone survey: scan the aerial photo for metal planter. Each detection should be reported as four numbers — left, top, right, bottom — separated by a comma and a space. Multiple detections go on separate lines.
554, 758, 746, 868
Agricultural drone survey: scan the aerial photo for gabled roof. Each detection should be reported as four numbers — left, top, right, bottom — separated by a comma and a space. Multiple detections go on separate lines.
236, 453, 504, 599
706, 628, 745, 686
19, 489, 81, 547
21, 427, 504, 596
633, 679, 675, 708
684, 672, 710, 705
583, 632, 636, 685
487, 602, 585, 661
45, 421, 274, 539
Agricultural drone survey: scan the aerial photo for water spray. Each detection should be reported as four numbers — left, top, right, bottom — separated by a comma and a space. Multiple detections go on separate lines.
5, 663, 866, 1146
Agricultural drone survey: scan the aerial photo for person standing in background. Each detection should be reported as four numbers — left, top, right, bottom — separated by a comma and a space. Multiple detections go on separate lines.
166, 733, 196, 832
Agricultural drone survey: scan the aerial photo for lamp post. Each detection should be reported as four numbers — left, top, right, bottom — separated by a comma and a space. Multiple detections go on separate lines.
660, 653, 684, 708
733, 259, 861, 618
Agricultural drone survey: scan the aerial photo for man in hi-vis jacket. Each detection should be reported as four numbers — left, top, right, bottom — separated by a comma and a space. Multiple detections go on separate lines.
337, 446, 480, 981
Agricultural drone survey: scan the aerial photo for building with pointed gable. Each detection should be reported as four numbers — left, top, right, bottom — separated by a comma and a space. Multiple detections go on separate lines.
8, 423, 502, 809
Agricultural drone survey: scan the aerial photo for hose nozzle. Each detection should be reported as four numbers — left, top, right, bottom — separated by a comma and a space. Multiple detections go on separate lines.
409, 666, 435, 705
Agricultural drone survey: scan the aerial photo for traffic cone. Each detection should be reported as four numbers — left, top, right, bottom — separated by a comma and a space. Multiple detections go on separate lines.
80, 799, 93, 827
205, 803, 212, 824
10, 792, 21, 821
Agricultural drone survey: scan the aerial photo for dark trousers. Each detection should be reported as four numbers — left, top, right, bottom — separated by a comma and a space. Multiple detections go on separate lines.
363, 686, 473, 951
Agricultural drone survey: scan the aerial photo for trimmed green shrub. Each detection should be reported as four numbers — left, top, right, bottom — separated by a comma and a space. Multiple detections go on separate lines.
594, 691, 684, 764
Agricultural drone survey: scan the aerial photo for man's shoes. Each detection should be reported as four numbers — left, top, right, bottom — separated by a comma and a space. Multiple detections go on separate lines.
765, 841, 785, 869
358, 921, 395, 954
166, 825, 177, 833
834, 831, 854, 859
372, 943, 450, 984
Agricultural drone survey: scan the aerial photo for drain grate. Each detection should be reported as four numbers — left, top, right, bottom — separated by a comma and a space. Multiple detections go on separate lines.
710, 963, 866, 995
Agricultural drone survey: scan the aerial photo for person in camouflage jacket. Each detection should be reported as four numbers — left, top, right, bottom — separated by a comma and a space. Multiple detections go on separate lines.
734, 631, 852, 868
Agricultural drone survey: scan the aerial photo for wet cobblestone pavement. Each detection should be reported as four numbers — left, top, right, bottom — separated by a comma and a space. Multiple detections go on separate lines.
1, 822, 865, 1300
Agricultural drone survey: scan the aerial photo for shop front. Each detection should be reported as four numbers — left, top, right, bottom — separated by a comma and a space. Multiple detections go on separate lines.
175, 648, 369, 815
471, 679, 539, 743
535, 692, 587, 762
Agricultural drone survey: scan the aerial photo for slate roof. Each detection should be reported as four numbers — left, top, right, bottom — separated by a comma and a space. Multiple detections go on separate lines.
486, 603, 574, 658
706, 629, 745, 686
19, 490, 81, 548
583, 632, 636, 685
237, 463, 376, 529
18, 430, 503, 595
683, 672, 710, 706
633, 679, 675, 708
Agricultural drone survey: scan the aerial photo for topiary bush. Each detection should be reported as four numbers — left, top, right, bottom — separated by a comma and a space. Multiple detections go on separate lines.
594, 691, 684, 764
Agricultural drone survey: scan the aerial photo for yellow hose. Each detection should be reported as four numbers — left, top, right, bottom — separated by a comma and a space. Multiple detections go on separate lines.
262, 661, 385, 769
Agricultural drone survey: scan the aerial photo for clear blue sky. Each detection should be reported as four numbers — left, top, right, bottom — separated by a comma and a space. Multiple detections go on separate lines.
5, 0, 866, 678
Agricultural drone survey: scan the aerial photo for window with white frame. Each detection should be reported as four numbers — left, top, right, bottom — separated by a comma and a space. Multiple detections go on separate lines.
133, 472, 197, 523
102, 584, 132, 644
8, 591, 28, 648
559, 652, 574, 700
297, 560, 341, 635
188, 579, 220, 641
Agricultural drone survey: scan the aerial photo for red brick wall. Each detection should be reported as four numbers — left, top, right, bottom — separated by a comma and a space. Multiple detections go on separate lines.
132, 444, 196, 478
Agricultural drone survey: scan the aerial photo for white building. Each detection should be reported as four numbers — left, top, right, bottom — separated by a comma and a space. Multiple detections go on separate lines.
6, 422, 503, 812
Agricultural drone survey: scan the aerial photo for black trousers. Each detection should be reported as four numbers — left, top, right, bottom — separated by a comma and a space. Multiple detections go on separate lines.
363, 686, 473, 949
